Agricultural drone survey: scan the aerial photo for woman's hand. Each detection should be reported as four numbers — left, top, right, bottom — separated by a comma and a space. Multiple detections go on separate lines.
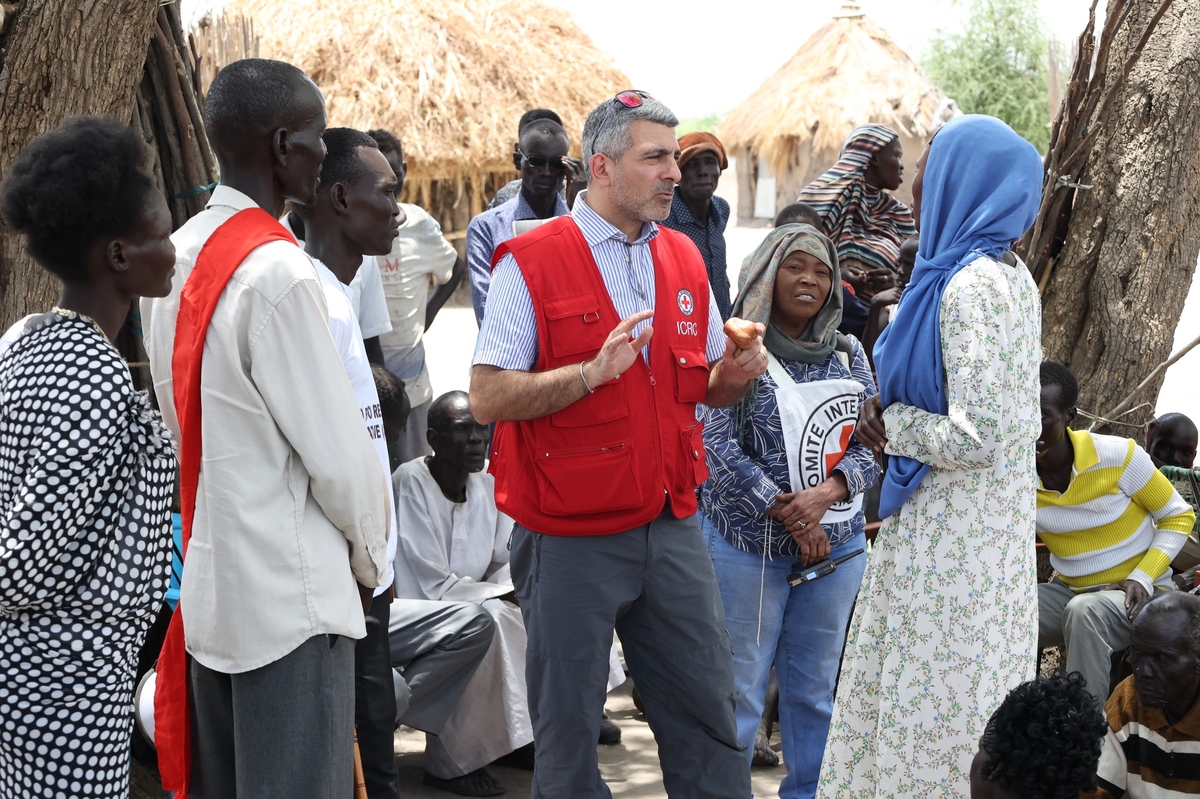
856, 395, 888, 455
767, 489, 834, 565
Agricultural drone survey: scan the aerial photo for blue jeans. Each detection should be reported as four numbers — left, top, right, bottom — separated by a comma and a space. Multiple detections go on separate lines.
703, 515, 866, 799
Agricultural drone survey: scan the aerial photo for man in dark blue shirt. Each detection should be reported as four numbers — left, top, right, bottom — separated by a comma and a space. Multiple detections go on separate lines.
662, 132, 732, 319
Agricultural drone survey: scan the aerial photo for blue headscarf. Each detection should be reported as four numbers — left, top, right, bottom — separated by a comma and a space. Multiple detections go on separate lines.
872, 115, 1044, 517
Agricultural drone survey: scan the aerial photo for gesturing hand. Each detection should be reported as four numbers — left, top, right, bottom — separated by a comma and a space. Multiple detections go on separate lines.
584, 310, 655, 386
856, 395, 888, 455
720, 322, 768, 382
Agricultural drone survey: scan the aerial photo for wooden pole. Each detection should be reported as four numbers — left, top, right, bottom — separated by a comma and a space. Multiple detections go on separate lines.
353, 728, 369, 799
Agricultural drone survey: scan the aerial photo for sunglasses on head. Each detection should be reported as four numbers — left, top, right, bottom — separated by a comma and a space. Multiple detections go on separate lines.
517, 148, 566, 172
588, 89, 655, 152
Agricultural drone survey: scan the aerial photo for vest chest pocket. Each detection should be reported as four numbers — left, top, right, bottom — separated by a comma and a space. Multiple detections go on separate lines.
672, 346, 710, 403
544, 293, 605, 358
534, 441, 643, 517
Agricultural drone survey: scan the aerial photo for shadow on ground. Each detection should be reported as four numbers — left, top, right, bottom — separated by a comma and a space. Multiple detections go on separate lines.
131, 679, 785, 798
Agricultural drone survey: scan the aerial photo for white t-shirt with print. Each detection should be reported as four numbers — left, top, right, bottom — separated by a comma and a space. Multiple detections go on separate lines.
313, 258, 397, 596
375, 203, 457, 407
348, 255, 393, 339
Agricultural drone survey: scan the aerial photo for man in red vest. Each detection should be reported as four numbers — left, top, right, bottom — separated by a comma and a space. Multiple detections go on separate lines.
470, 90, 767, 798
141, 59, 391, 798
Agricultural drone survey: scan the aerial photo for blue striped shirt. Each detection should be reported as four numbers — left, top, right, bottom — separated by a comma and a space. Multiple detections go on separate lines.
473, 191, 726, 371
467, 189, 570, 326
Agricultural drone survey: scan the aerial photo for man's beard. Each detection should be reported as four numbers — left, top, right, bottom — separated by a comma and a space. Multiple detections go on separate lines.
611, 179, 676, 225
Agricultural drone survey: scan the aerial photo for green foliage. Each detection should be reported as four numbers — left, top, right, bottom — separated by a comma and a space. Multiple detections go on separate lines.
677, 114, 722, 135
922, 0, 1063, 153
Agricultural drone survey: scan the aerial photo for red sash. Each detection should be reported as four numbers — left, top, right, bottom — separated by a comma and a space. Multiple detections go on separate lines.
155, 208, 295, 798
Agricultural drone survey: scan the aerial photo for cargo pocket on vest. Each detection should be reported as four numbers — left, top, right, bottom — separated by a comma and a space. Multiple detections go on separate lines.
534, 441, 643, 517
545, 293, 605, 358
551, 378, 630, 428
672, 346, 710, 403
677, 420, 709, 491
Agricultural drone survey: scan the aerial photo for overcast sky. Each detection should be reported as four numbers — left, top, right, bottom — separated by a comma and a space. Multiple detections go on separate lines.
543, 0, 1099, 117
182, 0, 1100, 118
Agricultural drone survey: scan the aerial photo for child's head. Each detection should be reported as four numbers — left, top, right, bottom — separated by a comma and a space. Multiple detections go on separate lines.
971, 673, 1107, 799
1145, 412, 1198, 469
371, 365, 410, 471
774, 203, 822, 231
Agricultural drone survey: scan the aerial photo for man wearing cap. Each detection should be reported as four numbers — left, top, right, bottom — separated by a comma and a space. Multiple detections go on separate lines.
662, 132, 732, 320
470, 90, 765, 798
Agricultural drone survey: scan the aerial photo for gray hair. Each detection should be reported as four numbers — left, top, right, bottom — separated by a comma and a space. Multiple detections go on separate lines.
581, 93, 678, 181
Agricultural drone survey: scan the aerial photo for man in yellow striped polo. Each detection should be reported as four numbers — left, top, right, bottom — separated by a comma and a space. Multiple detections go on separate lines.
1035, 362, 1195, 701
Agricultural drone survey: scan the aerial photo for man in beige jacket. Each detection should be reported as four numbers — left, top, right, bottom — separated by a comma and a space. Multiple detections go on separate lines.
142, 58, 390, 798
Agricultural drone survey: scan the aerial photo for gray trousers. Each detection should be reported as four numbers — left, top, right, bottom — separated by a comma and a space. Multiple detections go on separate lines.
387, 598, 495, 733
1038, 578, 1133, 701
511, 508, 749, 799
190, 633, 354, 799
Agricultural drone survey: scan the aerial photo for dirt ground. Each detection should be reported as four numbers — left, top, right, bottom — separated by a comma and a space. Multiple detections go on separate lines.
130, 678, 787, 798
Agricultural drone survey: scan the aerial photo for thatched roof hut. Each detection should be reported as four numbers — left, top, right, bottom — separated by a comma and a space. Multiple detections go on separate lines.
221, 0, 629, 246
719, 1, 957, 224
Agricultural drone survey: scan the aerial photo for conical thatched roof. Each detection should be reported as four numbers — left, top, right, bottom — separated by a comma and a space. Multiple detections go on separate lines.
228, 0, 630, 182
719, 3, 957, 177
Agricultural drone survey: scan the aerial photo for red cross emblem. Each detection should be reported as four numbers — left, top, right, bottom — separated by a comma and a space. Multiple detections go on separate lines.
677, 289, 695, 316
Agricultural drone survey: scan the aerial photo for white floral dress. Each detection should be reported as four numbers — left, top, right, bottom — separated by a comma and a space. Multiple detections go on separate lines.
816, 256, 1041, 799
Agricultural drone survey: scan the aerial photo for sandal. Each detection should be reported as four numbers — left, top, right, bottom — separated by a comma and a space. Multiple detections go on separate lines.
423, 767, 506, 796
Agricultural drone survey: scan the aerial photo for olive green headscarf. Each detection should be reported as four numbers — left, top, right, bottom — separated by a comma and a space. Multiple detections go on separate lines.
731, 223, 842, 364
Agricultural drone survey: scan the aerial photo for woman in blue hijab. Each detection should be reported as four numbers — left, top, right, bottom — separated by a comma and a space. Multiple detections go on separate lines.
815, 115, 1044, 799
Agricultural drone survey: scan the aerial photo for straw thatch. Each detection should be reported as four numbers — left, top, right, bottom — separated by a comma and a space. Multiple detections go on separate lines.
218, 0, 629, 243
720, 1, 957, 222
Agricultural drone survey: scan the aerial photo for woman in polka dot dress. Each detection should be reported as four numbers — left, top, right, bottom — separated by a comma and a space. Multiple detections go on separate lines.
0, 117, 178, 798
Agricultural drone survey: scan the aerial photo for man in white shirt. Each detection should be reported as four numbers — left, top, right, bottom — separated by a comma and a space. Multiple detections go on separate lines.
141, 59, 390, 798
392, 392, 528, 795
366, 128, 464, 463
296, 128, 497, 799
282, 208, 394, 366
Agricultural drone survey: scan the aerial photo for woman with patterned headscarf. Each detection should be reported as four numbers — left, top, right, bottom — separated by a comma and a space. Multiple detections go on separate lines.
700, 224, 879, 799
816, 115, 1044, 799
800, 124, 917, 278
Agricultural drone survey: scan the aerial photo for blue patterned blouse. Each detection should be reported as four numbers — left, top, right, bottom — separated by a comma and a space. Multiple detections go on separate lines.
700, 336, 880, 557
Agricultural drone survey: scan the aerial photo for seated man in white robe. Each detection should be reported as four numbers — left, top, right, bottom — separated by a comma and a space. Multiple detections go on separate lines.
393, 391, 624, 796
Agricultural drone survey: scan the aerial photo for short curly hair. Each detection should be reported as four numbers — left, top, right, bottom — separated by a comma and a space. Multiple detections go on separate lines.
1040, 361, 1079, 410
979, 672, 1108, 799
366, 128, 403, 158
0, 116, 157, 282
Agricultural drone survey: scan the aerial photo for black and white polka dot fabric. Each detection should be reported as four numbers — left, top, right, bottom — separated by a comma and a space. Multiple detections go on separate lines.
0, 315, 175, 798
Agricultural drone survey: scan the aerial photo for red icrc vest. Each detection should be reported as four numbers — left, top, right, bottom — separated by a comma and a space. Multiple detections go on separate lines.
488, 217, 711, 536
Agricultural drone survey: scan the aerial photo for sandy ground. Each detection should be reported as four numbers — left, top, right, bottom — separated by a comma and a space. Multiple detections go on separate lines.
131, 676, 787, 799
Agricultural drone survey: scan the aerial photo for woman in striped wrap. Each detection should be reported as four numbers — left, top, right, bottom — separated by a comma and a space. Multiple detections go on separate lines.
799, 124, 917, 276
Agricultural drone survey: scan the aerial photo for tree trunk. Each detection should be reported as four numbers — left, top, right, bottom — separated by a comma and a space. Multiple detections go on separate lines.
1040, 0, 1200, 434
0, 0, 159, 328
